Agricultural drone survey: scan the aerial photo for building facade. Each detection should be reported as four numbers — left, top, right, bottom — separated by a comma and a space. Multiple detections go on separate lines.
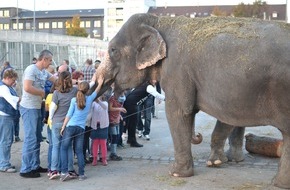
0, 3, 287, 41
0, 7, 104, 39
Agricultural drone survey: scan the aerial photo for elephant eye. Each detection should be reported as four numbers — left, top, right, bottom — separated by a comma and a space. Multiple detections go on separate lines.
110, 47, 120, 60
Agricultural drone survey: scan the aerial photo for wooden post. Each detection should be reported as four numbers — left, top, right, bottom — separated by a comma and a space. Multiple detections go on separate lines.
245, 133, 283, 158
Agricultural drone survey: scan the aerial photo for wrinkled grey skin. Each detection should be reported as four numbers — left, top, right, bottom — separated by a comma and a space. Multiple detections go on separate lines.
94, 13, 290, 189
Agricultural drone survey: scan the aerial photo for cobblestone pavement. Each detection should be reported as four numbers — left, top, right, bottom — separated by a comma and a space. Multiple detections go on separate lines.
0, 102, 284, 190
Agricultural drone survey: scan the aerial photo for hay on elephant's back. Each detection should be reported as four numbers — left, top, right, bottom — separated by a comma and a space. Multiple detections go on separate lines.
158, 16, 261, 51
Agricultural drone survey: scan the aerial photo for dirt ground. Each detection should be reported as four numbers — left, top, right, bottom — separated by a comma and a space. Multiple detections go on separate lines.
0, 102, 284, 190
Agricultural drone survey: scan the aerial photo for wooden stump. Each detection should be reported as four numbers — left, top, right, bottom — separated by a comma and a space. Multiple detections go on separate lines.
245, 133, 283, 158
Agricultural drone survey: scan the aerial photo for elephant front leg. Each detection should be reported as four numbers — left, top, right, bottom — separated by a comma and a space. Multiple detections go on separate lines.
166, 106, 194, 177
273, 133, 290, 189
207, 120, 233, 167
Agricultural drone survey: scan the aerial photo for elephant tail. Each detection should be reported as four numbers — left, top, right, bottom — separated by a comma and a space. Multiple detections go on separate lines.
191, 132, 203, 144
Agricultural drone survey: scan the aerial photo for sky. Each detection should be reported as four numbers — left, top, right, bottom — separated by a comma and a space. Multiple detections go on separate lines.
0, 0, 287, 11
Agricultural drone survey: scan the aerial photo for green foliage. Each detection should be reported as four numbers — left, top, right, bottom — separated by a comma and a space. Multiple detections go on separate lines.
233, 0, 267, 19
66, 15, 88, 37
211, 6, 228, 17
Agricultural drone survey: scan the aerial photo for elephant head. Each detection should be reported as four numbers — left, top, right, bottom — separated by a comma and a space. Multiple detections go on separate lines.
94, 14, 166, 96
93, 13, 202, 144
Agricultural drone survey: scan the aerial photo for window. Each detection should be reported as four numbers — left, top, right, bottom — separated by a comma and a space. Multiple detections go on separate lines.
116, 19, 123, 28
19, 23, 23, 29
12, 23, 23, 30
85, 21, 91, 28
4, 10, 9, 17
52, 22, 57, 28
94, 20, 101, 27
108, 8, 116, 16
0, 10, 10, 17
272, 12, 278, 18
0, 24, 3, 30
80, 21, 85, 28
58, 22, 63, 28
39, 22, 44, 29
26, 22, 31, 29
116, 8, 123, 16
4, 24, 9, 29
44, 22, 49, 29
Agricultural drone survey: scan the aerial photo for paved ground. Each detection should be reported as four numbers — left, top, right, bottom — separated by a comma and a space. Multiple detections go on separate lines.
0, 102, 284, 190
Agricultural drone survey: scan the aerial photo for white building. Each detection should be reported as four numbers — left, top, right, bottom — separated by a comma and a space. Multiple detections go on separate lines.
104, 0, 156, 41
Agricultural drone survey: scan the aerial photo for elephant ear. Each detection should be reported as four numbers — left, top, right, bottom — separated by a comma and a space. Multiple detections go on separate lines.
136, 24, 166, 70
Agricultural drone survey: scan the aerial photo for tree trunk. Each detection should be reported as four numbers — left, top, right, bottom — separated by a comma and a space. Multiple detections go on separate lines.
245, 133, 283, 158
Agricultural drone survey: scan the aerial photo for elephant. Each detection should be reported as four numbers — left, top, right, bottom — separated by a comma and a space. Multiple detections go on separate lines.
93, 13, 290, 189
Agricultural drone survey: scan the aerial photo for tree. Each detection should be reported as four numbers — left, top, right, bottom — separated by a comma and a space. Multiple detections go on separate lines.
211, 6, 228, 17
66, 15, 88, 37
232, 0, 267, 19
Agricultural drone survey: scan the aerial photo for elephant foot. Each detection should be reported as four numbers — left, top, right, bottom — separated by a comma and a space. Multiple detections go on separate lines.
226, 148, 244, 162
169, 162, 194, 177
207, 149, 228, 167
273, 176, 290, 189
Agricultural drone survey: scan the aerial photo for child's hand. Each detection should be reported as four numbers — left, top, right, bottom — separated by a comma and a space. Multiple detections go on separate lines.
60, 126, 65, 136
120, 108, 127, 113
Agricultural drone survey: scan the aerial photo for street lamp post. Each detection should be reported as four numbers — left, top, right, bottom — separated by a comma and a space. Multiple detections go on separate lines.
16, 0, 19, 31
33, 0, 35, 32
287, 0, 290, 23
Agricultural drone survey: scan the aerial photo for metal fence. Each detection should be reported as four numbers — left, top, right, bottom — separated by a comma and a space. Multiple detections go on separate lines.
0, 30, 108, 95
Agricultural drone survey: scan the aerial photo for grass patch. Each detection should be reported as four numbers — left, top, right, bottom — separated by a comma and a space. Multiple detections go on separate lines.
155, 175, 187, 187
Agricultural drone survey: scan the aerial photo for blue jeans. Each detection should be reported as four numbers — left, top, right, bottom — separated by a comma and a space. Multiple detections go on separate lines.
0, 115, 14, 170
61, 126, 84, 175
137, 96, 154, 135
19, 106, 43, 173
14, 116, 20, 137
47, 126, 52, 171
51, 122, 74, 172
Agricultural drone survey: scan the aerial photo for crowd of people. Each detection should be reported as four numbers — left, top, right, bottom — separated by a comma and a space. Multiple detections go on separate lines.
0, 50, 165, 181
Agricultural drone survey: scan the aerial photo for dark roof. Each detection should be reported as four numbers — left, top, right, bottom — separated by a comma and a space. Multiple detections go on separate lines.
148, 4, 286, 20
16, 9, 104, 19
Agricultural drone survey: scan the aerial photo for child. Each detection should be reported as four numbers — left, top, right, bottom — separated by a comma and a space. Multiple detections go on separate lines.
44, 80, 58, 177
90, 94, 109, 166
108, 92, 127, 160
60, 76, 103, 181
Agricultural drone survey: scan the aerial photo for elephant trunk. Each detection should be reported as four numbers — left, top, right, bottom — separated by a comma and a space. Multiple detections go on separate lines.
191, 120, 203, 144
88, 59, 115, 97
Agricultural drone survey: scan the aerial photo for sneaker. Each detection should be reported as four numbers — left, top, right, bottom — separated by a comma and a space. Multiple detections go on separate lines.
60, 173, 70, 182
33, 166, 48, 173
15, 136, 21, 142
20, 171, 40, 178
144, 135, 150, 141
84, 159, 91, 164
78, 175, 87, 181
47, 170, 52, 177
130, 142, 143, 147
0, 167, 16, 173
49, 170, 60, 180
110, 154, 122, 161
117, 143, 124, 148
102, 160, 108, 166
68, 170, 79, 179
137, 130, 142, 138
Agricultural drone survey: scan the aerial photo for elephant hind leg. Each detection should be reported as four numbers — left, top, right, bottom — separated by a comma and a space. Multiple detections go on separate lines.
273, 133, 290, 189
226, 127, 245, 162
207, 121, 233, 167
